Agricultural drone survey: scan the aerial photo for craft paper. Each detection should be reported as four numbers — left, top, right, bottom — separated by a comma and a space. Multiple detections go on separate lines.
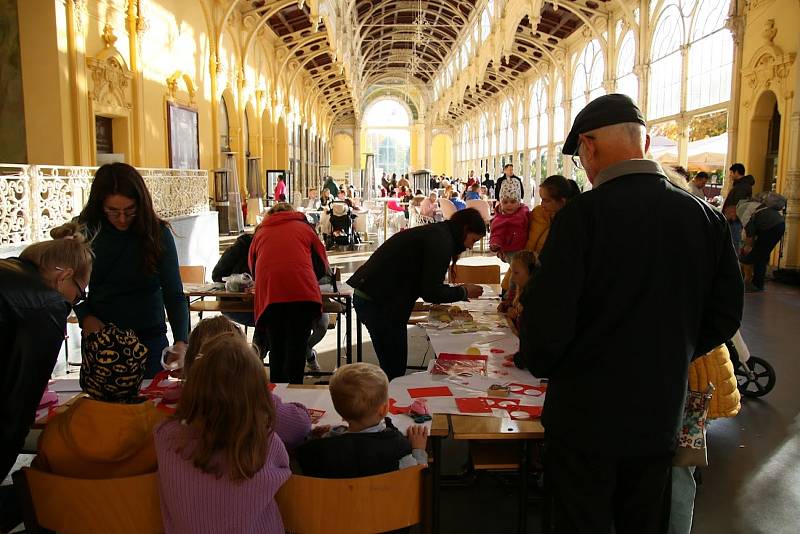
430, 353, 488, 377
306, 408, 326, 424
455, 397, 493, 414
508, 383, 547, 397
408, 386, 453, 398
508, 405, 543, 420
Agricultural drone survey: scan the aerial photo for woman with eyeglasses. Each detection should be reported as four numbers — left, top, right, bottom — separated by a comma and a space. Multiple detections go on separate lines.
0, 223, 93, 483
75, 163, 189, 378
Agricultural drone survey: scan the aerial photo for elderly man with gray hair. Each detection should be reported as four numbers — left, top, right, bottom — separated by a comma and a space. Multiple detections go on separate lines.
518, 94, 743, 533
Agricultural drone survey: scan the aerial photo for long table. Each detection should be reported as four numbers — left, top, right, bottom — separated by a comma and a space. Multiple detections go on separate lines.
406, 287, 547, 534
183, 283, 363, 368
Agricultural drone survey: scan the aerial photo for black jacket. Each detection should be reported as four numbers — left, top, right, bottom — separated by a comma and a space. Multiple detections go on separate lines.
295, 418, 412, 478
347, 221, 468, 320
0, 258, 71, 480
723, 175, 755, 210
212, 234, 254, 282
495, 175, 524, 201
519, 172, 743, 455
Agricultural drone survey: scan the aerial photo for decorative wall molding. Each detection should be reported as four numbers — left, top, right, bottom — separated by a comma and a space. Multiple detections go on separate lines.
741, 20, 796, 109
0, 165, 209, 250
86, 29, 134, 112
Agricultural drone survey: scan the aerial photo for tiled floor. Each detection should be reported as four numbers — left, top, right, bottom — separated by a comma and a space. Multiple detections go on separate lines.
7, 241, 800, 533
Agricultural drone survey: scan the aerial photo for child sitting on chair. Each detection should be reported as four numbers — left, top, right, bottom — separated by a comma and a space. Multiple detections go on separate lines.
35, 324, 165, 478
295, 363, 428, 478
503, 251, 540, 369
180, 316, 312, 450
155, 333, 291, 534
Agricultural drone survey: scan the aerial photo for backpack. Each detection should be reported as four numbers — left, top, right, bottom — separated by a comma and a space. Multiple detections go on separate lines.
735, 200, 764, 228
756, 191, 787, 211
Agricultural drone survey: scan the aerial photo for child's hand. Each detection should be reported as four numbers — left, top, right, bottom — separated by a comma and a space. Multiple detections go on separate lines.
310, 425, 331, 438
406, 425, 429, 449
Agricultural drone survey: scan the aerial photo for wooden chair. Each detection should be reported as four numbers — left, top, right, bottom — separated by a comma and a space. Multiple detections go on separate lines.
178, 265, 205, 284
276, 465, 425, 534
465, 199, 492, 252
439, 197, 458, 220
13, 468, 163, 534
450, 264, 501, 285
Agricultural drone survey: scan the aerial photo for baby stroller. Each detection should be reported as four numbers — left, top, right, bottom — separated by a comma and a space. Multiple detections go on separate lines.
323, 200, 360, 249
726, 330, 776, 398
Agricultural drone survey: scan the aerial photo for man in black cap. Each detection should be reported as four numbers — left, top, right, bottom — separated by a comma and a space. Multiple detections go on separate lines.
518, 94, 743, 533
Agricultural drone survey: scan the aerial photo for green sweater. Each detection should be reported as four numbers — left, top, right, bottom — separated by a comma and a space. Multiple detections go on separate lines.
75, 222, 189, 342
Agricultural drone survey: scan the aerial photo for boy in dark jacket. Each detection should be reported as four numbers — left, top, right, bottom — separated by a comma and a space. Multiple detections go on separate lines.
295, 363, 427, 478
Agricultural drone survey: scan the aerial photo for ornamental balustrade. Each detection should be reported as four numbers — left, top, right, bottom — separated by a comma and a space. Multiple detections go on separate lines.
0, 164, 209, 250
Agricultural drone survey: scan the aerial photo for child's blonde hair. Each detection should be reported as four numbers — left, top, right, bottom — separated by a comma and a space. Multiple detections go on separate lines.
185, 316, 244, 374
329, 363, 389, 423
20, 222, 93, 282
511, 250, 540, 277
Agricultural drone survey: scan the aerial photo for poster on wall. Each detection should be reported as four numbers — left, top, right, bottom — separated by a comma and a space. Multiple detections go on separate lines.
167, 101, 199, 170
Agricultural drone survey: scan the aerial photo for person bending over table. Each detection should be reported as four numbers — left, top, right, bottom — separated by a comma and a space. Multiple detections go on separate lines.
348, 208, 486, 379
250, 203, 330, 383
74, 163, 190, 379
0, 224, 92, 484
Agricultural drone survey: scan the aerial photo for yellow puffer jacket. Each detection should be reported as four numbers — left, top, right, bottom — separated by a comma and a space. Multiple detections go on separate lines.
501, 206, 553, 290
688, 344, 740, 419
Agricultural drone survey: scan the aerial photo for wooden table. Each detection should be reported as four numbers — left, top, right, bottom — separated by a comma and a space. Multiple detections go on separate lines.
183, 284, 363, 367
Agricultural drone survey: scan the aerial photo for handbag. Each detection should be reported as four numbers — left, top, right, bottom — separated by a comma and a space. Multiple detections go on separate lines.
673, 383, 715, 467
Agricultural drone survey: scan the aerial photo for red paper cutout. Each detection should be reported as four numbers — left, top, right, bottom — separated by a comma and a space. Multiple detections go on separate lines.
490, 348, 505, 354
408, 386, 453, 398
268, 383, 276, 392
306, 408, 325, 424
455, 397, 492, 414
483, 397, 520, 410
431, 353, 488, 376
388, 398, 410, 414
508, 383, 547, 397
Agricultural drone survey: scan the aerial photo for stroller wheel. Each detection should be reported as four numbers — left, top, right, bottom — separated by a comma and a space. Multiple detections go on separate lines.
735, 356, 776, 398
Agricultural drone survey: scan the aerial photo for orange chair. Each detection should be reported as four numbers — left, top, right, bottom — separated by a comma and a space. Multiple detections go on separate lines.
276, 465, 425, 534
13, 468, 163, 534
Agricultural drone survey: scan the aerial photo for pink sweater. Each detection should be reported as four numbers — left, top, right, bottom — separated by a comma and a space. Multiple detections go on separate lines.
155, 420, 291, 534
490, 204, 530, 253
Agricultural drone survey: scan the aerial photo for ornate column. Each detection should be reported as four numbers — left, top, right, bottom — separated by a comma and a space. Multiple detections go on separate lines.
522, 110, 531, 203
424, 121, 432, 170
353, 120, 361, 190
724, 8, 745, 182
66, 0, 91, 165
126, 0, 145, 166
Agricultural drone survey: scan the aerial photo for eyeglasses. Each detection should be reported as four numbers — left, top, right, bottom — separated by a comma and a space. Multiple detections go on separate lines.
571, 134, 595, 170
55, 267, 87, 305
103, 206, 137, 220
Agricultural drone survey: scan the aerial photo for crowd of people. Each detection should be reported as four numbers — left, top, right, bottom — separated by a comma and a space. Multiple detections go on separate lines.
0, 92, 785, 533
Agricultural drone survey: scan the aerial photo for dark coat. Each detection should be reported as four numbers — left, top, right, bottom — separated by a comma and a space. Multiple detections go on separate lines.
212, 233, 254, 282
347, 221, 468, 320
495, 175, 524, 201
519, 172, 743, 456
294, 418, 412, 478
723, 175, 755, 210
0, 258, 71, 480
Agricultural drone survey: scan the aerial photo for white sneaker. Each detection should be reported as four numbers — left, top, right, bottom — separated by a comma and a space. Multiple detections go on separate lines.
306, 351, 321, 372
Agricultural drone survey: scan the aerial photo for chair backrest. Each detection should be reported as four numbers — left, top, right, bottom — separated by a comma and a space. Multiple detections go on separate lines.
14, 468, 163, 534
450, 264, 501, 284
179, 265, 206, 284
276, 465, 424, 534
439, 197, 458, 220
465, 199, 491, 222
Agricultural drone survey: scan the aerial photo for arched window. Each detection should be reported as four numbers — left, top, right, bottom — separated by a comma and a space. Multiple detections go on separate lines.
616, 31, 638, 102
243, 111, 250, 156
571, 40, 605, 124
364, 99, 411, 176
499, 99, 512, 154
687, 0, 732, 110
480, 9, 490, 43
517, 102, 525, 149
648, 3, 685, 119
528, 79, 548, 150
219, 95, 231, 151
553, 77, 565, 143
479, 115, 488, 157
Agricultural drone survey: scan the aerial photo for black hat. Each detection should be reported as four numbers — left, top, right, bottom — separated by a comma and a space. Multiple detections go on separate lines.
562, 94, 646, 156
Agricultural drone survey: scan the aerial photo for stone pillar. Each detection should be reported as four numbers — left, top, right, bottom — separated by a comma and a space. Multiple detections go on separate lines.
522, 112, 532, 204
353, 121, 361, 190
424, 122, 432, 171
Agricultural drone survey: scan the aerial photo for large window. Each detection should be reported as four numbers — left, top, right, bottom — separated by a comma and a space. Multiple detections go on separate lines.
648, 5, 683, 119
479, 115, 488, 158
687, 0, 732, 110
571, 40, 605, 124
364, 99, 410, 177
553, 78, 565, 144
499, 99, 512, 154
616, 31, 638, 102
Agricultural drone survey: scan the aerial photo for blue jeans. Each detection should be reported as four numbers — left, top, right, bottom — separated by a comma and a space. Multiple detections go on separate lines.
669, 466, 696, 534
354, 295, 408, 380
729, 219, 743, 255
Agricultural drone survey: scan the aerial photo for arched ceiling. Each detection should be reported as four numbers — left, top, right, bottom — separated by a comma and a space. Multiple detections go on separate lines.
237, 1, 611, 127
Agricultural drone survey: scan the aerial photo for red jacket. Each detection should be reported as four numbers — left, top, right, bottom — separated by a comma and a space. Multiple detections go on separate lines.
249, 212, 329, 322
490, 204, 530, 253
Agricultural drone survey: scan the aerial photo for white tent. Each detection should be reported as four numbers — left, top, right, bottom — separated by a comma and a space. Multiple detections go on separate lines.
655, 133, 728, 170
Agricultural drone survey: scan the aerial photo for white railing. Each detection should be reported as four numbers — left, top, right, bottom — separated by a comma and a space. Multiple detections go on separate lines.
0, 164, 209, 249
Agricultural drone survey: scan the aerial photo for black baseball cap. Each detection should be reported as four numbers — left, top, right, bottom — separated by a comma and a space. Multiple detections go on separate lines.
562, 94, 646, 155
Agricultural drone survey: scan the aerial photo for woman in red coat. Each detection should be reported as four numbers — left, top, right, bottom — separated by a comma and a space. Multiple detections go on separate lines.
249, 203, 329, 383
